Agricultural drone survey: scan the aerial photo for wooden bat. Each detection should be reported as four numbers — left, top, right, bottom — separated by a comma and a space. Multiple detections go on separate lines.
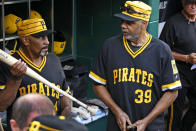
0, 49, 97, 115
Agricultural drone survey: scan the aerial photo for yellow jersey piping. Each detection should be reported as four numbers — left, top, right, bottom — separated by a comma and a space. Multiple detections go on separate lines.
123, 33, 152, 58
89, 71, 106, 85
17, 49, 46, 72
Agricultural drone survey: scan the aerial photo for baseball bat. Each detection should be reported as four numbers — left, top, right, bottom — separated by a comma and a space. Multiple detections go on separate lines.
0, 49, 97, 115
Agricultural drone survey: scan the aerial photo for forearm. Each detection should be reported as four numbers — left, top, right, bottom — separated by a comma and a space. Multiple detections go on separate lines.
60, 96, 71, 117
143, 90, 178, 125
0, 77, 22, 111
172, 51, 196, 64
172, 51, 187, 62
93, 84, 122, 115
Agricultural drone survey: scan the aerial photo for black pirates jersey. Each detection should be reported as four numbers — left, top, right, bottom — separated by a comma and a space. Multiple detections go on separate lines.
0, 48, 69, 129
89, 34, 181, 131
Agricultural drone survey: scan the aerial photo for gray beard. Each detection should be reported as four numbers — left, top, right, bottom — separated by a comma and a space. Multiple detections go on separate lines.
40, 51, 48, 56
125, 34, 139, 42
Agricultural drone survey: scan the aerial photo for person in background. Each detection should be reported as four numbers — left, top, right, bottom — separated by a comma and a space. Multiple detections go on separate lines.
89, 1, 181, 131
160, 0, 196, 130
0, 18, 71, 130
10, 93, 55, 131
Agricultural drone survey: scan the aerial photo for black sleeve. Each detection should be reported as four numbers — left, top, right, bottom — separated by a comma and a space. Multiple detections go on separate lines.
89, 40, 108, 85
159, 20, 176, 50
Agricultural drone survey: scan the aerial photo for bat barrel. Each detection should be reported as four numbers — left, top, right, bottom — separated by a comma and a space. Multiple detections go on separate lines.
0, 49, 18, 66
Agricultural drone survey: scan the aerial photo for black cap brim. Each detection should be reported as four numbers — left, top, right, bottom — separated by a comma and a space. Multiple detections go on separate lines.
114, 13, 140, 21
185, 0, 196, 4
31, 30, 53, 37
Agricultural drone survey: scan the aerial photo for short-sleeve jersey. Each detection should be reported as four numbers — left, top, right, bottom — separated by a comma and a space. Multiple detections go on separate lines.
0, 49, 69, 129
160, 12, 196, 87
89, 34, 181, 131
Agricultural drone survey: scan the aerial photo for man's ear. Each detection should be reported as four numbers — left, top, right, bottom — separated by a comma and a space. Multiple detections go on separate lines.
10, 119, 19, 131
20, 36, 30, 46
141, 20, 148, 29
142, 20, 148, 25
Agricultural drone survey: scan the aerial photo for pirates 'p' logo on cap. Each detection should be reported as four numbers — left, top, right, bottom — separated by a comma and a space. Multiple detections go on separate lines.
41, 21, 46, 29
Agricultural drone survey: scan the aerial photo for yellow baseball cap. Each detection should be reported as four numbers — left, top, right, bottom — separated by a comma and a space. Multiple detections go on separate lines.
53, 31, 66, 55
1, 14, 22, 34
114, 1, 152, 21
17, 18, 52, 37
30, 10, 42, 19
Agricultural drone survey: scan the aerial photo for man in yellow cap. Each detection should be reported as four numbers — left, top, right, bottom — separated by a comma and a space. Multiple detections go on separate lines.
0, 18, 71, 130
89, 1, 181, 131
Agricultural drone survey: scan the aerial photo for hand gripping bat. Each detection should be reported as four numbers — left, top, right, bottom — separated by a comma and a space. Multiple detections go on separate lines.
0, 49, 97, 115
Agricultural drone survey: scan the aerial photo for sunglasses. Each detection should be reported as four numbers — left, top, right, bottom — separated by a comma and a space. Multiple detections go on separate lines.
120, 5, 147, 15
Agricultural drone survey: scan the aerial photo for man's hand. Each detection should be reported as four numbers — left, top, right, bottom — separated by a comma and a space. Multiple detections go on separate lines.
187, 53, 196, 64
127, 119, 148, 131
115, 110, 132, 131
10, 59, 27, 80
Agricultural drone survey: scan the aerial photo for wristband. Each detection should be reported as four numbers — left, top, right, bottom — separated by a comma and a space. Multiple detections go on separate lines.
186, 55, 189, 63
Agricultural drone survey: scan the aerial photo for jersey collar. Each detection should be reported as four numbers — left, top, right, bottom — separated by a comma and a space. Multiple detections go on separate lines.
17, 48, 46, 72
123, 33, 152, 58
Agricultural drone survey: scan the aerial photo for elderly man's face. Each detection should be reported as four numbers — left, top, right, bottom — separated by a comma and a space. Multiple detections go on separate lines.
121, 20, 143, 41
183, 1, 196, 16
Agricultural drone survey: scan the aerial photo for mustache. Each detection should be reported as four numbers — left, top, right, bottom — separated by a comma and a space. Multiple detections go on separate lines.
42, 46, 48, 50
122, 30, 129, 33
122, 29, 128, 31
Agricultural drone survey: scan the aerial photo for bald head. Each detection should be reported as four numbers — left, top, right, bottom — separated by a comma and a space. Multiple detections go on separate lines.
11, 94, 55, 130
